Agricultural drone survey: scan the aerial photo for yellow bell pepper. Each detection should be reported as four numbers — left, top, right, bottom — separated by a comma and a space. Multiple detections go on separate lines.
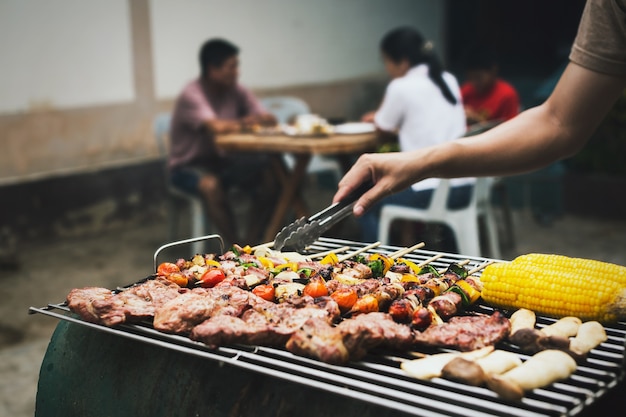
398, 258, 422, 275
205, 259, 222, 268
320, 253, 339, 265
369, 253, 394, 275
257, 257, 274, 269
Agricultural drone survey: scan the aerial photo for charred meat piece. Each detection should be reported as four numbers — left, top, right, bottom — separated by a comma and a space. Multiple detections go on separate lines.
285, 318, 350, 365
191, 296, 341, 347
286, 312, 415, 364
338, 312, 415, 359
428, 291, 463, 320
154, 286, 264, 334
66, 287, 115, 324
190, 314, 274, 347
67, 278, 183, 326
414, 311, 511, 351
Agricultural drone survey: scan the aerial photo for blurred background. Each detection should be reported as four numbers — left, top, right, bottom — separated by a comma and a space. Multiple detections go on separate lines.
1, 1, 625, 415
6, 0, 624, 246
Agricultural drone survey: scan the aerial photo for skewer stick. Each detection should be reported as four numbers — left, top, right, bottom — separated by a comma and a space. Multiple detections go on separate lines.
416, 253, 445, 267
389, 242, 425, 259
252, 241, 274, 251
338, 241, 381, 262
467, 260, 495, 275
309, 246, 351, 259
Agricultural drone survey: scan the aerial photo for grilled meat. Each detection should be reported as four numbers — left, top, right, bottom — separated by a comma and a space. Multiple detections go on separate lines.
190, 295, 341, 347
285, 318, 350, 364
67, 278, 183, 326
286, 312, 415, 364
414, 311, 511, 351
154, 286, 263, 334
66, 287, 115, 324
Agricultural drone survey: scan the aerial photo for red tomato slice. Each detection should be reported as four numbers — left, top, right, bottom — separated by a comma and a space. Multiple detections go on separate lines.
199, 269, 226, 288
252, 284, 275, 302
157, 262, 180, 277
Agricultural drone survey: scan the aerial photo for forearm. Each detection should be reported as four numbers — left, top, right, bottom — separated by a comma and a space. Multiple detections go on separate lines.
417, 63, 625, 181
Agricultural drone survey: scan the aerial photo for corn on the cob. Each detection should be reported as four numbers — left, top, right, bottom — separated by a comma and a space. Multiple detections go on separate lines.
480, 253, 626, 322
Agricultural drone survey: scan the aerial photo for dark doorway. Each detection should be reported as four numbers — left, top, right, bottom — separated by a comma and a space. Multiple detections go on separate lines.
445, 0, 586, 107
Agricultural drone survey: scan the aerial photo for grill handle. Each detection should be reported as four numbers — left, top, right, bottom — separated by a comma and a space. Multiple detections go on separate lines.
153, 234, 224, 272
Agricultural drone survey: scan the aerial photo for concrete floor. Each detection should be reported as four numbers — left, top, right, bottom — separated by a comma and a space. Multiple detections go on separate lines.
2, 188, 626, 416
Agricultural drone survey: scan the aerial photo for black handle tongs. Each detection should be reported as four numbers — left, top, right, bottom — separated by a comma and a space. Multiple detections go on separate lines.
273, 180, 374, 252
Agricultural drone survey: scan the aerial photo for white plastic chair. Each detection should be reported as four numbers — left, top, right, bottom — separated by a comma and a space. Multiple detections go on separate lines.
377, 178, 501, 259
259, 96, 343, 185
154, 113, 209, 255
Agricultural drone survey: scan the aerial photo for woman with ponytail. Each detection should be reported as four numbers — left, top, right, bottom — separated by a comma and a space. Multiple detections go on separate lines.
358, 26, 472, 247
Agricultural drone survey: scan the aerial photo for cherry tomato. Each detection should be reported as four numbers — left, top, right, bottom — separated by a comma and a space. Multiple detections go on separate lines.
167, 272, 188, 287
199, 269, 226, 288
351, 294, 379, 314
303, 281, 328, 298
252, 284, 275, 302
157, 262, 180, 277
330, 288, 358, 312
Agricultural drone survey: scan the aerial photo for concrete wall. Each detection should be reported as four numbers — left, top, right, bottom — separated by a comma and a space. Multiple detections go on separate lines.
0, 0, 445, 185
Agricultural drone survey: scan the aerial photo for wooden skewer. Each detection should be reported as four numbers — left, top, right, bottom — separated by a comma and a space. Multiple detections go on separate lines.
338, 241, 381, 263
467, 260, 495, 275
251, 241, 274, 251
309, 246, 351, 259
416, 253, 445, 267
389, 242, 426, 259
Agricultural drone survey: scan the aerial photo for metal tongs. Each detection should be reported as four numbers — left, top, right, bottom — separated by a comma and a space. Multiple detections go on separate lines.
273, 180, 374, 252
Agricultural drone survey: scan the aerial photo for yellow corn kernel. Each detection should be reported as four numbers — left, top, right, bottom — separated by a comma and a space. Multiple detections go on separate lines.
480, 253, 626, 323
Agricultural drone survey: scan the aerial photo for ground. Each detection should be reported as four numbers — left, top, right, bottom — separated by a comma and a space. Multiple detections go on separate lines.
1, 187, 626, 416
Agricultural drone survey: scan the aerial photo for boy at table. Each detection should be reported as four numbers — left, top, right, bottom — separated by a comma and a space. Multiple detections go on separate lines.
168, 38, 276, 246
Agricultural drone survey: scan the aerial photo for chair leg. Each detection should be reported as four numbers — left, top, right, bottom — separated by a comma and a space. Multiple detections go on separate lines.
167, 197, 180, 243
189, 199, 206, 255
483, 210, 502, 259
378, 211, 393, 245
453, 219, 481, 258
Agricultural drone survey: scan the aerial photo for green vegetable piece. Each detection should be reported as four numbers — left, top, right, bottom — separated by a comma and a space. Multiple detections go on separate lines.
446, 285, 470, 307
368, 260, 384, 278
418, 265, 441, 277
445, 263, 468, 279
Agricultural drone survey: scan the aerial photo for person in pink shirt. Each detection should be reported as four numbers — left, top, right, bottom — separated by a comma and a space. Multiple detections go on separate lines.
168, 38, 276, 245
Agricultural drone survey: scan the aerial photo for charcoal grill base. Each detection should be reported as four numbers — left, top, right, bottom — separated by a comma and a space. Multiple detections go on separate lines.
36, 321, 411, 417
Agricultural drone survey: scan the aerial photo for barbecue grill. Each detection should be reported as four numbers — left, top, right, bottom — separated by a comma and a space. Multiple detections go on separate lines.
30, 237, 626, 417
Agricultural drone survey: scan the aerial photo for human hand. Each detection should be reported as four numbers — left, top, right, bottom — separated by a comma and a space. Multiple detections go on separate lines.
361, 111, 376, 123
333, 152, 418, 216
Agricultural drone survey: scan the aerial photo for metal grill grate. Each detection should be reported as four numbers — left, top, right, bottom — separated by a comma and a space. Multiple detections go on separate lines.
29, 237, 626, 417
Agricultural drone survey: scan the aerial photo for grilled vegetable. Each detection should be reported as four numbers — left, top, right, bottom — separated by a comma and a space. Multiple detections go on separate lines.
569, 321, 607, 355
198, 269, 226, 288
349, 294, 379, 315
330, 287, 358, 312
303, 280, 329, 298
252, 284, 275, 302
486, 350, 577, 401
480, 253, 626, 322
157, 262, 180, 277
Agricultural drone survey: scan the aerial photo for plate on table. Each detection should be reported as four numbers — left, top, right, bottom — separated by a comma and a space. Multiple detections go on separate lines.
333, 122, 376, 135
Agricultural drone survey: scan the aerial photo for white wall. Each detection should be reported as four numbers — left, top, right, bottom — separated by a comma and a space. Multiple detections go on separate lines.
150, 0, 445, 99
0, 0, 134, 114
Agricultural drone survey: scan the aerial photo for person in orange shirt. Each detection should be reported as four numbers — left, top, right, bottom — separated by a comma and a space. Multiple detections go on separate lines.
460, 47, 520, 125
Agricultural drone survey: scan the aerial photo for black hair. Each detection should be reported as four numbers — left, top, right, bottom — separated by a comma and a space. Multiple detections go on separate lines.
463, 45, 499, 72
199, 38, 239, 76
380, 27, 457, 105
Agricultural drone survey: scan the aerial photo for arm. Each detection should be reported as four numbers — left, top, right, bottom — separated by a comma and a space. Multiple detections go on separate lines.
335, 62, 626, 215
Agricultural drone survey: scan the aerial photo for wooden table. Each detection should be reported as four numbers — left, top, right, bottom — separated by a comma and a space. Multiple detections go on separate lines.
215, 132, 378, 243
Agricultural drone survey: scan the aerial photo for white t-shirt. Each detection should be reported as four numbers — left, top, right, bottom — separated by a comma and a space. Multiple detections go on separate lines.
374, 64, 473, 191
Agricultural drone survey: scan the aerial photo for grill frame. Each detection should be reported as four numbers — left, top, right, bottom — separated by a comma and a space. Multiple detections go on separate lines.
29, 237, 626, 417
